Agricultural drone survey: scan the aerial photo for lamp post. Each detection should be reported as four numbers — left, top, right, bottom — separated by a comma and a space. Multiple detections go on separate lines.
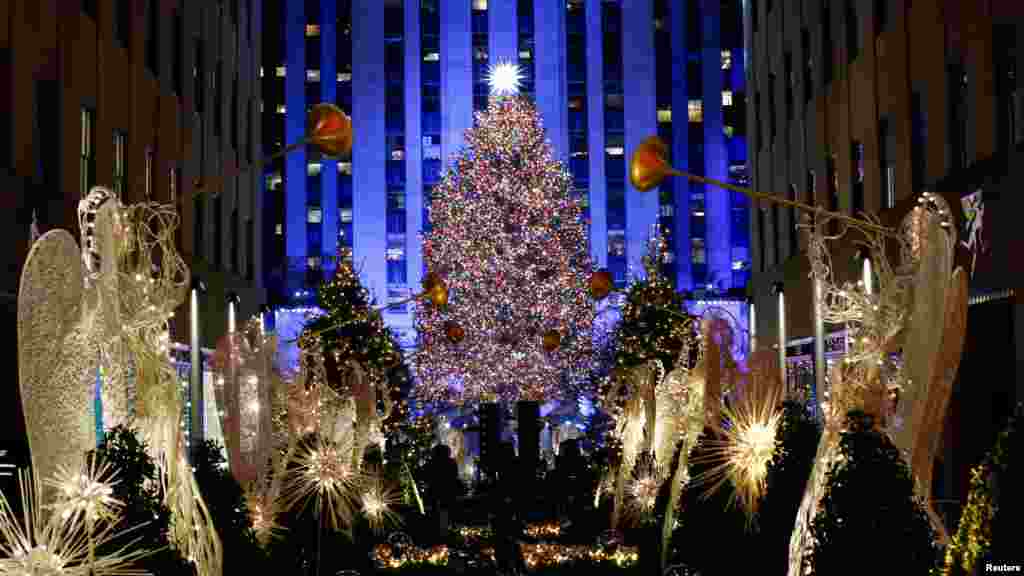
773, 282, 786, 392
813, 278, 825, 419
190, 277, 206, 454
226, 291, 240, 334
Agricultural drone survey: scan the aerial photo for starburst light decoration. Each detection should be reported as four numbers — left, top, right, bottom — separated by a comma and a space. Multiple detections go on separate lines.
414, 96, 596, 405
280, 434, 359, 530
358, 469, 403, 534
45, 456, 122, 524
690, 383, 784, 520
485, 61, 523, 96
0, 469, 150, 576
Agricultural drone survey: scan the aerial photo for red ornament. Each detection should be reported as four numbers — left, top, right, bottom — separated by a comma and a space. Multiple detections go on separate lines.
445, 322, 466, 344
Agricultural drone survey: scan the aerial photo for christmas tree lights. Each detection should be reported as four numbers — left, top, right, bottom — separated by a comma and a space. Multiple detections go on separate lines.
414, 96, 596, 405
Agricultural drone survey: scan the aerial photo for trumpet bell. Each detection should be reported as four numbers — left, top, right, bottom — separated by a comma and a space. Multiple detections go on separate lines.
629, 136, 679, 192
308, 103, 353, 158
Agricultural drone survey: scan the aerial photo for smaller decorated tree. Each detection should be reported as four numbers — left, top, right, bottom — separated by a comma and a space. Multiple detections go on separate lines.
807, 411, 939, 575
610, 234, 694, 375
303, 246, 402, 389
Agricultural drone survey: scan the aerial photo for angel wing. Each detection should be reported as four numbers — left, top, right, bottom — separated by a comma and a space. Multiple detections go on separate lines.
913, 266, 968, 544
17, 229, 96, 486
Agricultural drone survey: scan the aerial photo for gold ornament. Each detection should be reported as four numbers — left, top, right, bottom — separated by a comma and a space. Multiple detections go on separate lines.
629, 136, 682, 192
590, 269, 614, 300
308, 103, 353, 158
542, 330, 561, 352
423, 272, 449, 308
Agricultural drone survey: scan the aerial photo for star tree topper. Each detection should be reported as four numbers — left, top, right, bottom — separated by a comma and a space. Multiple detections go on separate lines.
486, 61, 523, 97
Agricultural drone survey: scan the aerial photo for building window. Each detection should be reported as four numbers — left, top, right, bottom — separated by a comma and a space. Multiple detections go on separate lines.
213, 61, 223, 136
852, 141, 864, 215
213, 196, 222, 268
995, 27, 1019, 150
691, 238, 706, 264
911, 91, 926, 193
827, 154, 838, 234
194, 40, 205, 114
276, 104, 287, 114
306, 24, 320, 37
949, 65, 969, 171
822, 2, 833, 85
802, 28, 813, 104
146, 0, 160, 76
688, 100, 703, 123
276, 66, 287, 77
169, 167, 178, 203
145, 148, 154, 199
771, 204, 781, 265
113, 131, 127, 198
757, 209, 766, 272
115, 0, 130, 50
755, 92, 762, 149
80, 108, 95, 198
657, 109, 672, 123
172, 10, 183, 94
879, 117, 895, 209
194, 197, 204, 258
785, 52, 794, 121
307, 206, 322, 224
845, 0, 860, 62
789, 184, 799, 255
721, 50, 732, 70
722, 90, 733, 107
306, 69, 320, 82
245, 218, 254, 280
231, 78, 239, 151
246, 99, 253, 162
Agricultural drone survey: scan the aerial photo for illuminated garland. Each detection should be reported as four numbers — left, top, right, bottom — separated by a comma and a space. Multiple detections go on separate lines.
414, 95, 595, 405
938, 403, 1021, 575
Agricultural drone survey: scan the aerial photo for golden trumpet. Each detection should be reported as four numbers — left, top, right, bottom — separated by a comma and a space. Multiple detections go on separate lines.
308, 103, 353, 158
629, 136, 683, 192
193, 103, 352, 197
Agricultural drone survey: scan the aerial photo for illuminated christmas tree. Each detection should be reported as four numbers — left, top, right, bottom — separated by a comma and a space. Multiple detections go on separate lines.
414, 65, 595, 405
302, 247, 409, 429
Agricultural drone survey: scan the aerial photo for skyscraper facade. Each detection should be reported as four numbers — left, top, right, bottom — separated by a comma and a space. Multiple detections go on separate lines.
262, 0, 749, 345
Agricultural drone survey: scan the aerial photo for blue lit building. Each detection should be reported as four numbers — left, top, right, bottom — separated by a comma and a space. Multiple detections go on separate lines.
262, 0, 750, 345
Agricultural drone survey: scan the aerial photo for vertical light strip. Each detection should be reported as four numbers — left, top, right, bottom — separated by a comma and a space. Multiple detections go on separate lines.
813, 278, 825, 419
749, 302, 757, 353
228, 299, 236, 334
777, 288, 786, 391
862, 257, 873, 295
190, 287, 203, 453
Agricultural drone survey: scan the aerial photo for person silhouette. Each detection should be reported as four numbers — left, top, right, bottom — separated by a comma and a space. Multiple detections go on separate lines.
491, 442, 526, 575
426, 444, 460, 542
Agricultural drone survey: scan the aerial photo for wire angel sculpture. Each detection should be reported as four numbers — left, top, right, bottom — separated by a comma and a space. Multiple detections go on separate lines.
212, 318, 278, 487
17, 187, 222, 576
786, 196, 967, 576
